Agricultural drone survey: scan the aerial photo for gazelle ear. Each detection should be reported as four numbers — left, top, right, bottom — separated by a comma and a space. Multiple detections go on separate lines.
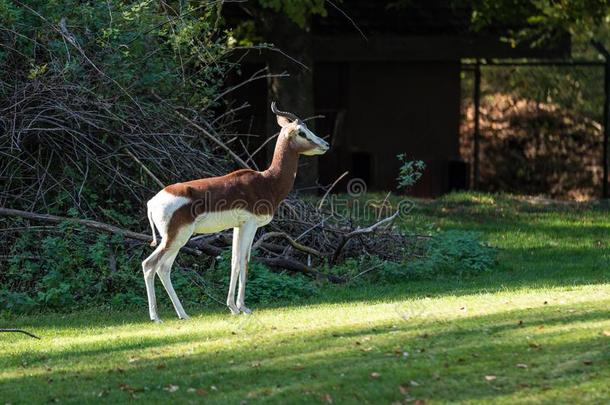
277, 115, 291, 128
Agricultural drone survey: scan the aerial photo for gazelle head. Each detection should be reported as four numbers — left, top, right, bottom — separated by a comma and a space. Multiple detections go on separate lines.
272, 102, 330, 156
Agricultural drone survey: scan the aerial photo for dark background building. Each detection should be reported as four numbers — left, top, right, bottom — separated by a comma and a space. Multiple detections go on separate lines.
225, 1, 569, 196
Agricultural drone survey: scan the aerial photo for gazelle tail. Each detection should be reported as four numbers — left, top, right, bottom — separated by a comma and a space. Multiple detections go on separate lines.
147, 201, 158, 247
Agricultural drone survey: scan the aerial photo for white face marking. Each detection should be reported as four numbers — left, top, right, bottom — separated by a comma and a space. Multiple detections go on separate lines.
295, 123, 329, 155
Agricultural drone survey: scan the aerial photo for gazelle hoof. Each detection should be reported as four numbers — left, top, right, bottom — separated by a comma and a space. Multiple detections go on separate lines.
152, 318, 163, 323
238, 306, 252, 315
150, 240, 157, 247
228, 305, 240, 315
179, 314, 190, 320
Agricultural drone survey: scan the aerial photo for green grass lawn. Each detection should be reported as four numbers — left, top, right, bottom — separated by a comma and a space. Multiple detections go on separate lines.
1, 193, 609, 404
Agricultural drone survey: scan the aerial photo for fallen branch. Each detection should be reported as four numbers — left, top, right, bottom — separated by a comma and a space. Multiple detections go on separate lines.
261, 257, 344, 283
349, 262, 386, 281
0, 329, 40, 339
252, 231, 325, 257
0, 207, 343, 282
0, 207, 179, 247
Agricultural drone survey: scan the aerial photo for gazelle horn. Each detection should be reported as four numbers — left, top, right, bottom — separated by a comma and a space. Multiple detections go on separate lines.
271, 102, 299, 122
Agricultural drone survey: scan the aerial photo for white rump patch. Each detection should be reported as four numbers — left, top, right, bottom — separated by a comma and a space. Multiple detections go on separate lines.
147, 190, 190, 238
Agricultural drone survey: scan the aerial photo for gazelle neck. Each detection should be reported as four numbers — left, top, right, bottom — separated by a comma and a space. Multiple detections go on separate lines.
264, 134, 299, 202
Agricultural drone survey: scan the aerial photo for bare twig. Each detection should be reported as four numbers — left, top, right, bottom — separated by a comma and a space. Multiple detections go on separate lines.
318, 171, 349, 210
325, 0, 368, 41
252, 231, 325, 257
331, 210, 400, 264
152, 92, 250, 169
350, 262, 386, 281
377, 191, 392, 221
123, 148, 165, 188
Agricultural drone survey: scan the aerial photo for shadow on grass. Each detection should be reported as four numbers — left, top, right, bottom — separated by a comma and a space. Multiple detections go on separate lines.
1, 303, 609, 403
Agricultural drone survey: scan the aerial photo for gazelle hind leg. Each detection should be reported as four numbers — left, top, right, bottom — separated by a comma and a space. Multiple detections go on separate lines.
157, 250, 189, 319
157, 226, 193, 320
142, 244, 165, 322
236, 221, 258, 314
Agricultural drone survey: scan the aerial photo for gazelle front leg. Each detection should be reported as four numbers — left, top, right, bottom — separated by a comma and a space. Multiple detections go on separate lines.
227, 226, 242, 315
236, 221, 258, 314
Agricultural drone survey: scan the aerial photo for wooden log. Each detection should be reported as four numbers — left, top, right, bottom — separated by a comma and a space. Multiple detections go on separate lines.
0, 208, 343, 282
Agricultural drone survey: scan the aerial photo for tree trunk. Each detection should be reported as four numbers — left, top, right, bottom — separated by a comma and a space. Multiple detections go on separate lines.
265, 13, 319, 191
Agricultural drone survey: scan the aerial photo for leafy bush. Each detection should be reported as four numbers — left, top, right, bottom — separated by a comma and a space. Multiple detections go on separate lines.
0, 291, 36, 314
0, 222, 148, 314
409, 230, 497, 279
0, 223, 317, 315
0, 0, 235, 220
338, 230, 497, 283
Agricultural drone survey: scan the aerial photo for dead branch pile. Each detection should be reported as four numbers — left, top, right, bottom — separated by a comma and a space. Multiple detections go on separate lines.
266, 197, 413, 264
191, 195, 419, 279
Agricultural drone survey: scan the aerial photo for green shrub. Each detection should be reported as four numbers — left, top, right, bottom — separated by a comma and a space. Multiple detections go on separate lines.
409, 230, 497, 278
396, 154, 426, 190
0, 220, 317, 314
337, 230, 497, 283
1, 222, 145, 314
0, 291, 36, 313
0, 220, 226, 314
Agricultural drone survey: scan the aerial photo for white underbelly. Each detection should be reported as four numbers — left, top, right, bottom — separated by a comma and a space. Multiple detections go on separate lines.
193, 209, 272, 234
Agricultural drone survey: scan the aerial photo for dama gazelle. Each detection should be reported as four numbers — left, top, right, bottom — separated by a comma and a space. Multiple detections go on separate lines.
142, 103, 329, 322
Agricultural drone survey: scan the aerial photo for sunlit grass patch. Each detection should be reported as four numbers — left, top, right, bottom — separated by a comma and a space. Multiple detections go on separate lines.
2, 283, 609, 403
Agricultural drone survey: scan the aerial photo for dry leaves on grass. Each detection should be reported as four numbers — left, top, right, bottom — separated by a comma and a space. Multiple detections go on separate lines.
321, 393, 333, 403
187, 388, 208, 396
118, 383, 144, 395
163, 384, 179, 393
